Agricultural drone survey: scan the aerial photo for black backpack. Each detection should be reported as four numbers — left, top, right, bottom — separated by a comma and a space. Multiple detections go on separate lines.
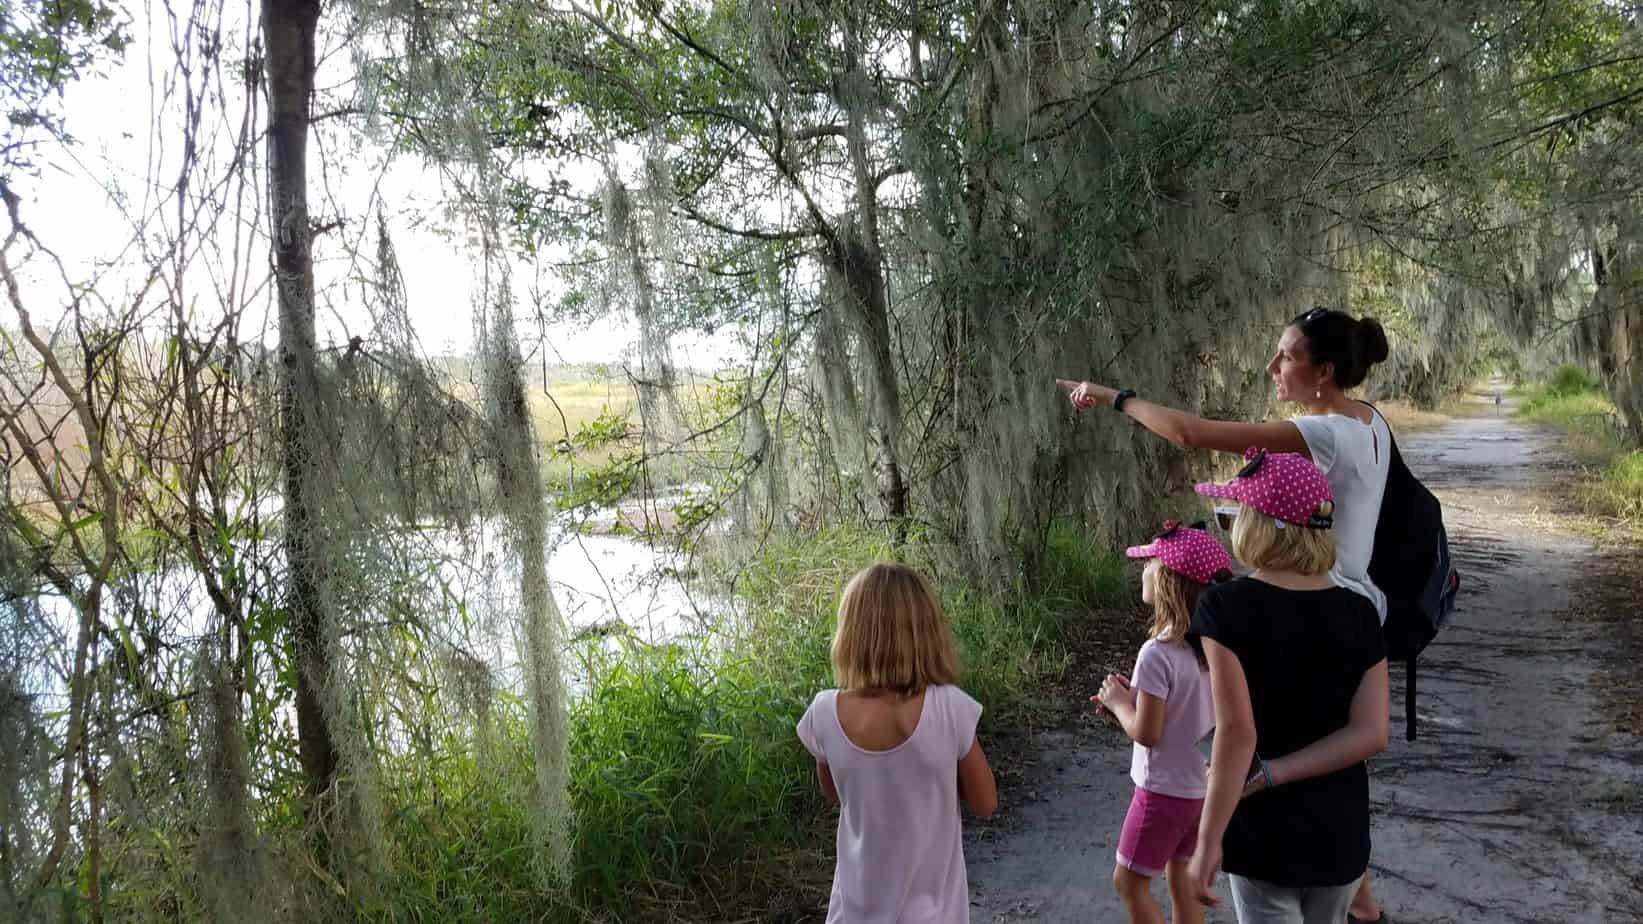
1365, 408, 1460, 741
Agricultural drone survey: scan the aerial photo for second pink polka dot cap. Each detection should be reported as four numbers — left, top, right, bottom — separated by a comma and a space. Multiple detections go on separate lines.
1125, 521, 1234, 586
1195, 448, 1335, 529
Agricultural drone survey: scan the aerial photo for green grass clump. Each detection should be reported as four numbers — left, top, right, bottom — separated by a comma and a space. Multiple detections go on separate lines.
568, 629, 830, 907
1596, 450, 1643, 523
1516, 364, 1609, 424
1035, 518, 1132, 613
1515, 365, 1643, 525
370, 740, 553, 918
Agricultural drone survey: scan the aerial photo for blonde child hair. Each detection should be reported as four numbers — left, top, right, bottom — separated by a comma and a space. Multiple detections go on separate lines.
1144, 558, 1209, 645
832, 563, 960, 695
1230, 504, 1337, 575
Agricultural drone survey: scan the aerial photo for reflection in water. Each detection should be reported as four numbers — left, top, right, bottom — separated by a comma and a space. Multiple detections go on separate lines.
550, 532, 705, 644
14, 514, 712, 709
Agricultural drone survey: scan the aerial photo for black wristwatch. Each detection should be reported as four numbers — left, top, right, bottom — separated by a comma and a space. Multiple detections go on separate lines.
1113, 388, 1137, 412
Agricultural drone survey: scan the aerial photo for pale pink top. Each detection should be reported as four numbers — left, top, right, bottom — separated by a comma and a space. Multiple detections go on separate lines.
797, 684, 983, 924
1128, 638, 1215, 798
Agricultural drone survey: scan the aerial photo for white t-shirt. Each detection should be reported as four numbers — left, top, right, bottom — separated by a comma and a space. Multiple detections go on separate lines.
797, 684, 983, 924
1128, 637, 1215, 798
1293, 407, 1392, 621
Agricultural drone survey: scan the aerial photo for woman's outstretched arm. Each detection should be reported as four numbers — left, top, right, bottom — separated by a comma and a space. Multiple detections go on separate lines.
1055, 379, 1312, 457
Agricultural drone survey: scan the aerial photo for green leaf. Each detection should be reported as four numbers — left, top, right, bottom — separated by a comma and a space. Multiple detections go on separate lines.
67, 511, 103, 532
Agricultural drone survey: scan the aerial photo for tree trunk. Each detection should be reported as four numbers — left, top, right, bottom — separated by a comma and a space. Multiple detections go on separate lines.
823, 222, 908, 525
836, 28, 909, 526
262, 0, 337, 811
1583, 239, 1643, 445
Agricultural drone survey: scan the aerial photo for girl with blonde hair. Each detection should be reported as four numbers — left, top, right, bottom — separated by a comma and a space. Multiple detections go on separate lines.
797, 563, 997, 924
1183, 450, 1390, 924
1095, 522, 1233, 924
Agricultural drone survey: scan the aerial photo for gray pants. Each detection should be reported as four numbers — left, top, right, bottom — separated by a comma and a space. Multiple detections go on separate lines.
1228, 874, 1364, 924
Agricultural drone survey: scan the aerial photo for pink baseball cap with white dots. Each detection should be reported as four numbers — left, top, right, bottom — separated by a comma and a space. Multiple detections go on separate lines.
1125, 521, 1234, 586
1194, 448, 1335, 528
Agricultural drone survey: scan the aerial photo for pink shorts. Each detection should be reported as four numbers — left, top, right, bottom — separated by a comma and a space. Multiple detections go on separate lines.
1116, 786, 1203, 877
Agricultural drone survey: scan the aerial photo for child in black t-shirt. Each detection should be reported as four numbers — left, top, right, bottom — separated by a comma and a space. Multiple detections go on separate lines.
1183, 449, 1390, 924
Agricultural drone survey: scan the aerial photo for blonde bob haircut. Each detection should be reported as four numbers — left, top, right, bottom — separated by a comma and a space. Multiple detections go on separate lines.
832, 563, 960, 695
1230, 504, 1337, 576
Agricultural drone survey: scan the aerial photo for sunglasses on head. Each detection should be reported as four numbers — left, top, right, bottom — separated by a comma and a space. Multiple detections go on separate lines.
1215, 502, 1332, 531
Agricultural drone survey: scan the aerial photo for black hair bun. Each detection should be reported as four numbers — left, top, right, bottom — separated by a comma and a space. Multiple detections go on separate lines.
1357, 317, 1390, 366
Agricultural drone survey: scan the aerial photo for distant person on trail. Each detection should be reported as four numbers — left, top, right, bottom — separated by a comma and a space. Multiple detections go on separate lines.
1185, 452, 1390, 924
1094, 522, 1234, 924
1495, 388, 1504, 416
1058, 306, 1396, 922
796, 563, 998, 924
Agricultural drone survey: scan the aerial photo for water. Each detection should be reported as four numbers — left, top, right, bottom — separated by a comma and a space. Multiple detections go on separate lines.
9, 509, 711, 710
551, 531, 708, 643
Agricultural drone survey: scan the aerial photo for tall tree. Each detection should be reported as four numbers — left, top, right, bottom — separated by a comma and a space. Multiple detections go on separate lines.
261, 0, 339, 816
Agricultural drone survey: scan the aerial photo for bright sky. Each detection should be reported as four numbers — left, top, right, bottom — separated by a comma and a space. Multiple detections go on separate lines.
10, 0, 735, 372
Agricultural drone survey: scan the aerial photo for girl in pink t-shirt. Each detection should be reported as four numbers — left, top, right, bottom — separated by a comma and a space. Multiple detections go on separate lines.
797, 563, 998, 923
1094, 522, 1233, 924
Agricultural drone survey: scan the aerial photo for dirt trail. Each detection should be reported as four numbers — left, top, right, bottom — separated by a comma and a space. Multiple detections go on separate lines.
965, 394, 1643, 923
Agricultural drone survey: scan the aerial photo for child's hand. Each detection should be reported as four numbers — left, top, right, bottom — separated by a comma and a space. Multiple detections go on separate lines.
1186, 841, 1222, 908
1091, 673, 1135, 711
